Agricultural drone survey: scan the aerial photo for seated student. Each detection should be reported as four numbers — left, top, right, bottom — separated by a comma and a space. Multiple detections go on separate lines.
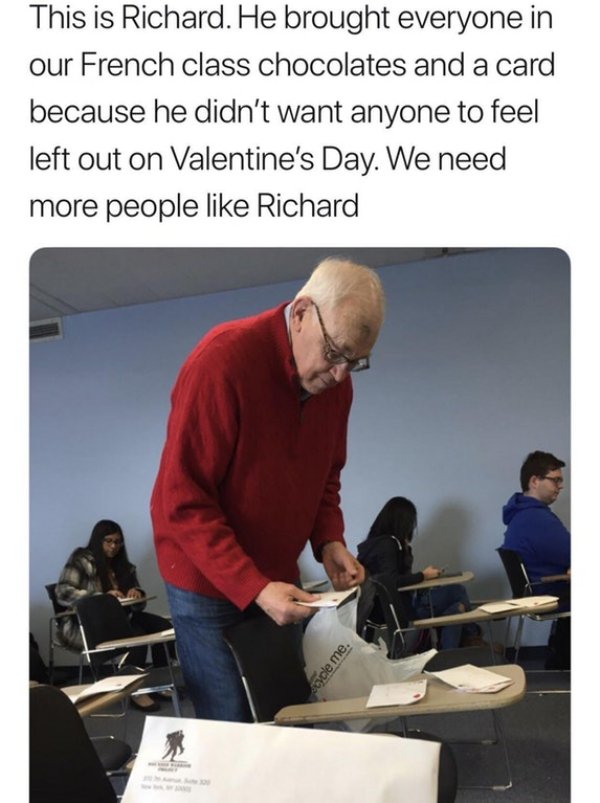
56, 519, 173, 710
357, 496, 484, 650
501, 450, 570, 669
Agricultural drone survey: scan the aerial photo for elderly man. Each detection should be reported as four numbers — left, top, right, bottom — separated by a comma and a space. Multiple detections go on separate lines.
502, 450, 570, 669
151, 257, 385, 719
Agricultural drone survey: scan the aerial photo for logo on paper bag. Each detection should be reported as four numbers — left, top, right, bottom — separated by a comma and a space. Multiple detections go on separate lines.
308, 641, 353, 693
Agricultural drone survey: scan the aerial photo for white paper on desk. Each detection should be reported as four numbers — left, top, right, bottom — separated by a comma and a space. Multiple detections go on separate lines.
478, 595, 558, 614
296, 588, 357, 608
511, 595, 558, 607
122, 716, 439, 803
367, 679, 427, 708
61, 674, 148, 703
425, 664, 513, 693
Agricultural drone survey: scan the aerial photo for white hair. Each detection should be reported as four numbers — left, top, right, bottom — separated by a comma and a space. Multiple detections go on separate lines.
295, 257, 385, 338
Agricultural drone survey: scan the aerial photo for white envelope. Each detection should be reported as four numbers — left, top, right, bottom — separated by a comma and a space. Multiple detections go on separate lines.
122, 716, 440, 803
367, 679, 428, 708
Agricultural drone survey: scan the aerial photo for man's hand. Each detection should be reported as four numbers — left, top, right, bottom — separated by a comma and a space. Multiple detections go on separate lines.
255, 582, 318, 625
126, 588, 143, 599
106, 589, 124, 599
321, 542, 365, 590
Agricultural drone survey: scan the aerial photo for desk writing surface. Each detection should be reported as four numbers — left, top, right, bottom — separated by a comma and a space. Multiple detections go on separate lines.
119, 594, 157, 606
274, 664, 525, 725
61, 675, 146, 717
401, 570, 474, 592
540, 574, 570, 583
411, 598, 558, 629
57, 594, 158, 615
97, 627, 175, 651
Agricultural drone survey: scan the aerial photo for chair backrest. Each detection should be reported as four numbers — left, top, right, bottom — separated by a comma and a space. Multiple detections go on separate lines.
45, 582, 63, 616
223, 614, 312, 723
75, 594, 135, 669
30, 684, 117, 803
496, 547, 532, 598
358, 574, 415, 658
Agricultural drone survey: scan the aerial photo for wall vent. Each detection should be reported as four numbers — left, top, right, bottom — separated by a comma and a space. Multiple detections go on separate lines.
30, 317, 63, 343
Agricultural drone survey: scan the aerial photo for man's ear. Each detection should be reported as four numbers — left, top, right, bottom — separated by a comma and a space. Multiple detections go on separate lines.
291, 296, 312, 330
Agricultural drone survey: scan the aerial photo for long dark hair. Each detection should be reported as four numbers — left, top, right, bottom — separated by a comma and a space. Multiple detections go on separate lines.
87, 519, 134, 592
367, 497, 418, 546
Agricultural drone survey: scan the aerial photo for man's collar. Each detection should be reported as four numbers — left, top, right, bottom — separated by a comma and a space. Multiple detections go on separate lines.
284, 303, 312, 401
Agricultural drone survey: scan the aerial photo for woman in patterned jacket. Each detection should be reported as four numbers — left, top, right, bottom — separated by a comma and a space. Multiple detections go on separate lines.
56, 519, 172, 710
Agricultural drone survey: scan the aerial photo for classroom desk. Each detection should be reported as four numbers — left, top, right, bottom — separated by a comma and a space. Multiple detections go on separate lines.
275, 663, 525, 725
409, 598, 558, 662
411, 598, 558, 630
96, 627, 175, 653
116, 594, 157, 607
541, 574, 570, 583
276, 663, 525, 790
400, 571, 474, 647
57, 594, 158, 615
55, 675, 147, 717
401, 570, 474, 593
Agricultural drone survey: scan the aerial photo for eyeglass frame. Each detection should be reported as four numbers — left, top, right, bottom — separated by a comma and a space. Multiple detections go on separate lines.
311, 302, 370, 373
540, 475, 564, 487
103, 536, 123, 546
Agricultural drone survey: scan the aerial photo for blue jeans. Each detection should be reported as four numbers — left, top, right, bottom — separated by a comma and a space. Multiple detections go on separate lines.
414, 584, 478, 650
165, 583, 253, 722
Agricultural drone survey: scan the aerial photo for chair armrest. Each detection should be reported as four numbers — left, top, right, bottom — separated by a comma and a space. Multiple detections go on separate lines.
51, 609, 75, 620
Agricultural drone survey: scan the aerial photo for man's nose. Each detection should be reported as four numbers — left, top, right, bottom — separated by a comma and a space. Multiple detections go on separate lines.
329, 363, 351, 382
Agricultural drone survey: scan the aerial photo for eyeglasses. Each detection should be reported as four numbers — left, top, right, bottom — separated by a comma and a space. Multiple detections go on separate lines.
312, 303, 370, 373
541, 475, 564, 487
103, 537, 123, 547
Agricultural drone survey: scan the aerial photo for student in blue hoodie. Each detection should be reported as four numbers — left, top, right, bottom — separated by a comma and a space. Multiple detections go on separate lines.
502, 450, 570, 668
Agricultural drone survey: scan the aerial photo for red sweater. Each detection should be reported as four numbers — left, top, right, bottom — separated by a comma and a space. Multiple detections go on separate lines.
151, 303, 352, 610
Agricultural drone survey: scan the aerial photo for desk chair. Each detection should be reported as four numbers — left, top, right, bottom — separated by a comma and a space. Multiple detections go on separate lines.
45, 582, 85, 684
356, 577, 522, 789
360, 575, 495, 665
496, 547, 571, 663
75, 594, 182, 717
223, 613, 458, 803
30, 684, 122, 803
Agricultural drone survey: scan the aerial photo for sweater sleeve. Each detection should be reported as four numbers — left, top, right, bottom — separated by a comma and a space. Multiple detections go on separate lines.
55, 551, 98, 608
152, 351, 271, 608
505, 508, 571, 573
310, 383, 352, 558
397, 572, 425, 588
540, 513, 571, 567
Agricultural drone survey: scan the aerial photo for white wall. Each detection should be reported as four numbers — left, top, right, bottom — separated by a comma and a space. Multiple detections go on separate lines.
30, 248, 570, 657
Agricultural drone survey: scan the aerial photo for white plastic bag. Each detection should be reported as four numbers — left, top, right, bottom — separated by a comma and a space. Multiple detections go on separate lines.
303, 595, 436, 730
